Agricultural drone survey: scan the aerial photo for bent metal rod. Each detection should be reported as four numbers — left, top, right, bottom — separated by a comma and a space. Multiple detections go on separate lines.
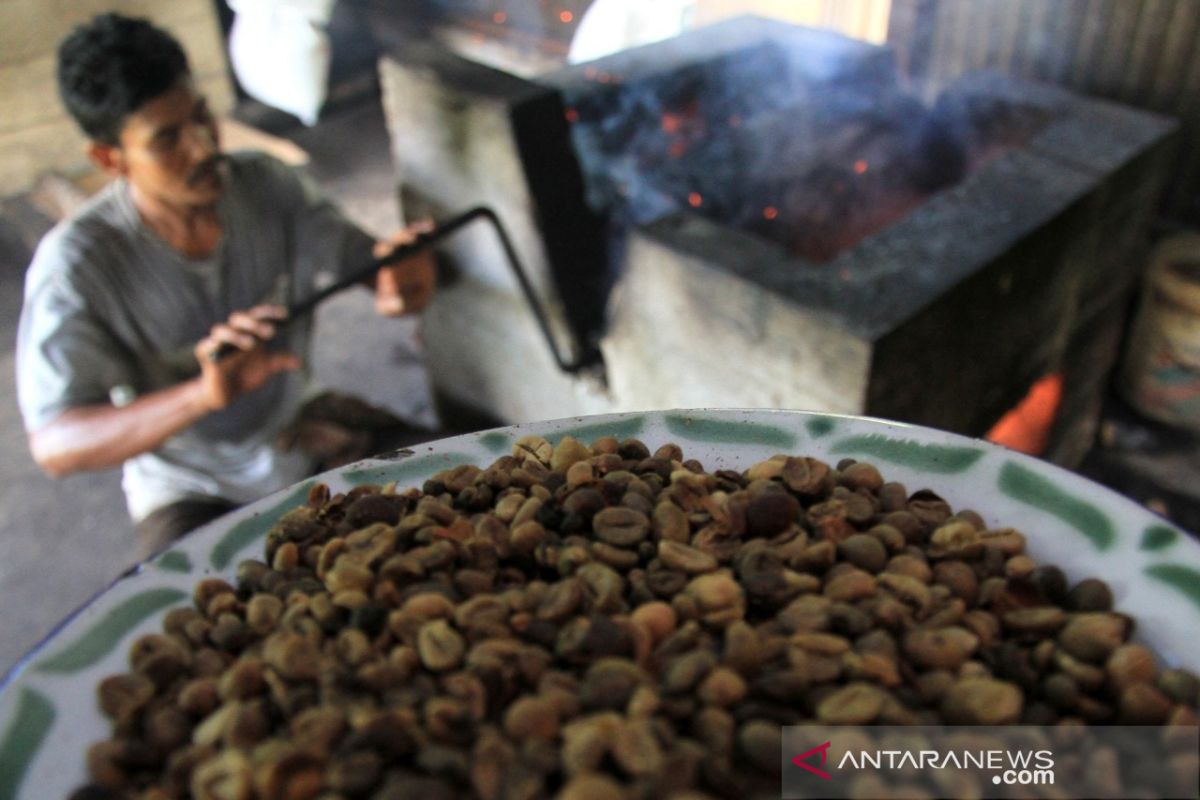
207, 205, 588, 373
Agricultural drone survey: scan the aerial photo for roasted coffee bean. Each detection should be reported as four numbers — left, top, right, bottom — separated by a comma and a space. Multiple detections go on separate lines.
129, 635, 191, 689
418, 620, 466, 672
903, 627, 979, 670
630, 601, 677, 644
1064, 578, 1114, 612
684, 572, 746, 627
558, 773, 624, 800
659, 540, 719, 574
816, 682, 886, 723
579, 657, 646, 710
824, 569, 876, 602
1159, 668, 1200, 707
737, 719, 782, 773
745, 491, 800, 538
502, 695, 560, 741
878, 572, 932, 613
941, 678, 1023, 724
550, 436, 592, 473
652, 501, 690, 544
562, 487, 606, 521
1059, 613, 1129, 663
96, 673, 156, 725
663, 650, 717, 694
1041, 672, 1080, 711
927, 520, 983, 560
837, 534, 887, 574
538, 578, 584, 623
619, 439, 652, 461
1003, 607, 1067, 636
592, 507, 650, 546
698, 666, 748, 707
1118, 682, 1173, 724
1029, 564, 1068, 604
839, 462, 883, 493
645, 567, 688, 599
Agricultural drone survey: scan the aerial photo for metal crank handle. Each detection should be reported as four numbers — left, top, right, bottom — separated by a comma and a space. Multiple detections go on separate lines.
206, 205, 589, 373
205, 225, 447, 363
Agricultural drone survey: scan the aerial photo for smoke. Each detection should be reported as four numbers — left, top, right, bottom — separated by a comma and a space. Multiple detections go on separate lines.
552, 23, 1059, 264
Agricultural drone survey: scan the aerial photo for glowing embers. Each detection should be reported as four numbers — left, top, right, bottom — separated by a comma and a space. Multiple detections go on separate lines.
560, 28, 1059, 264
987, 374, 1064, 456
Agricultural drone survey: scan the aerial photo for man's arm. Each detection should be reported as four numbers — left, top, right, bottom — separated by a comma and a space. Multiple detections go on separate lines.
29, 379, 212, 476
27, 305, 300, 478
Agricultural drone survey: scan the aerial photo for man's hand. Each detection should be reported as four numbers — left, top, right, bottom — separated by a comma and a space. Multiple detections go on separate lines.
374, 220, 437, 317
29, 306, 298, 477
194, 305, 301, 410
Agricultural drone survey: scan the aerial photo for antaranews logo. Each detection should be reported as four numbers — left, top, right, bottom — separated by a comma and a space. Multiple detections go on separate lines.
784, 725, 1198, 800
790, 741, 832, 781
835, 746, 1055, 786
783, 729, 1066, 799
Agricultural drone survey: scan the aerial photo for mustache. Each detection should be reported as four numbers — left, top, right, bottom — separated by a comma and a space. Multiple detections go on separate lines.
187, 155, 229, 187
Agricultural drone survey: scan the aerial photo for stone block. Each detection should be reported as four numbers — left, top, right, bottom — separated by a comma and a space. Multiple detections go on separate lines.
602, 222, 870, 413
423, 276, 611, 424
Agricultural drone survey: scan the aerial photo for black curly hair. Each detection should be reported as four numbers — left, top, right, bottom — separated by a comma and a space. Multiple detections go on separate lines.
57, 13, 191, 145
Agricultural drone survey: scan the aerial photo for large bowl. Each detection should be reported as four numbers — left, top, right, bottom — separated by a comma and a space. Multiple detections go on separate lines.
2, 409, 1197, 798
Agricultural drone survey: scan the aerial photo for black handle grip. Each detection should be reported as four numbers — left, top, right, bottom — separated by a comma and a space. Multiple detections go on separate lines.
206, 206, 592, 373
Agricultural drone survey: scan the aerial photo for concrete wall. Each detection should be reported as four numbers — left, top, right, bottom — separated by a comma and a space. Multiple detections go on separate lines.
0, 0, 234, 196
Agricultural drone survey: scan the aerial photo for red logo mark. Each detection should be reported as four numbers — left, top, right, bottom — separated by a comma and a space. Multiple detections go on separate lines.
792, 740, 832, 780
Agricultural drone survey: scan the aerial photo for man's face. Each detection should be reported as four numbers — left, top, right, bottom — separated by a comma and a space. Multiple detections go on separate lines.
97, 80, 225, 207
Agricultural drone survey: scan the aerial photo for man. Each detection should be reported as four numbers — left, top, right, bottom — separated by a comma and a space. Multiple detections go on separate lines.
16, 13, 436, 556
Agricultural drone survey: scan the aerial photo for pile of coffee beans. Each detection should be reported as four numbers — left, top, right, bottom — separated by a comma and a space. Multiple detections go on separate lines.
74, 435, 1200, 799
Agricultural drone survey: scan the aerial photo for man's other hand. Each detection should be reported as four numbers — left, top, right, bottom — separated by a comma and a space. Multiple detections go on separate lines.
374, 220, 437, 316
194, 304, 301, 410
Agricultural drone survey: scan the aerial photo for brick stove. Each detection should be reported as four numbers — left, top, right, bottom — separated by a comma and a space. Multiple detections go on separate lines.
372, 16, 1176, 467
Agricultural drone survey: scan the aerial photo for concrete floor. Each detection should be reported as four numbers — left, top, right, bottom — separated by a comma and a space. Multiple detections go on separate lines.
0, 94, 434, 677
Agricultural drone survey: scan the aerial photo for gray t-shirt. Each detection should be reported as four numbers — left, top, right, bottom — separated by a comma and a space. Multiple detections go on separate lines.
16, 152, 376, 521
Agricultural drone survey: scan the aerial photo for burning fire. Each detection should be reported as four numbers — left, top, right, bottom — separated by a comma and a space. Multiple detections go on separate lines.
688, 192, 703, 207
763, 206, 778, 220
986, 374, 1063, 456
854, 159, 869, 174
583, 67, 616, 83
559, 10, 574, 23
660, 103, 703, 158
